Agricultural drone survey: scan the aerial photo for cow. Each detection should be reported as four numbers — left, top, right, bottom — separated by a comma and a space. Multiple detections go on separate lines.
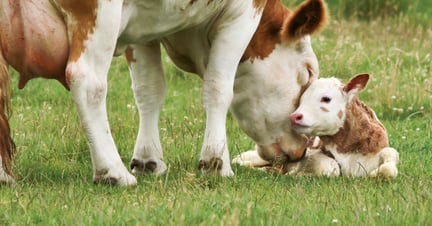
0, 0, 327, 185
234, 74, 399, 179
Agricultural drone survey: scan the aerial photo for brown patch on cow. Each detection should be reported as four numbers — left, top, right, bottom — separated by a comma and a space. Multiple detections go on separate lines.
320, 106, 329, 112
337, 110, 343, 119
281, 0, 327, 43
253, 0, 267, 11
0, 51, 15, 175
242, 0, 327, 61
320, 97, 389, 155
190, 0, 198, 5
56, 0, 98, 62
124, 47, 136, 66
241, 0, 288, 62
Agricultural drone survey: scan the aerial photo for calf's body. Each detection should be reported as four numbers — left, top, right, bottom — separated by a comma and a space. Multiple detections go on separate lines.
235, 74, 399, 179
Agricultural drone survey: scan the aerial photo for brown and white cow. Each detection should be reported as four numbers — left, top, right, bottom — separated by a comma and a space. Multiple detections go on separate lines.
234, 74, 399, 179
0, 0, 327, 185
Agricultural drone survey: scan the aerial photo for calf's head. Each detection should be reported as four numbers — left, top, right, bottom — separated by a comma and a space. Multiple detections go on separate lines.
231, 0, 327, 162
290, 73, 370, 136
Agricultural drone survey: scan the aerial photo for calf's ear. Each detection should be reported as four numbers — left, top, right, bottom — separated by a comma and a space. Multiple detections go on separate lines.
281, 0, 328, 43
343, 73, 370, 96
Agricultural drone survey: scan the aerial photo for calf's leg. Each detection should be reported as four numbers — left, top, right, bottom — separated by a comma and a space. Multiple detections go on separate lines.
369, 147, 399, 179
232, 149, 271, 167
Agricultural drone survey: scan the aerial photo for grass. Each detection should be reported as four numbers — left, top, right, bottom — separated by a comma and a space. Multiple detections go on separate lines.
1, 1, 431, 225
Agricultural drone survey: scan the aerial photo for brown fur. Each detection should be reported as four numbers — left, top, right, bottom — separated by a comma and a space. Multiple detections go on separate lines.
320, 97, 389, 154
125, 47, 136, 65
281, 0, 327, 43
0, 49, 15, 175
320, 106, 329, 112
241, 0, 288, 61
55, 0, 98, 62
242, 0, 327, 62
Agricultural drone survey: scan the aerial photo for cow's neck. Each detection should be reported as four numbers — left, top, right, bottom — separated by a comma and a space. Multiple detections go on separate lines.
320, 97, 388, 155
241, 0, 289, 62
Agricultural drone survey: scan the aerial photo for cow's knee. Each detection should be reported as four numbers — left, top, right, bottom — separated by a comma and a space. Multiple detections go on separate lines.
66, 62, 107, 106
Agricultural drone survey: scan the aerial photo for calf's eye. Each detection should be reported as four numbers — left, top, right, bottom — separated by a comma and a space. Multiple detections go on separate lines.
320, 96, 331, 103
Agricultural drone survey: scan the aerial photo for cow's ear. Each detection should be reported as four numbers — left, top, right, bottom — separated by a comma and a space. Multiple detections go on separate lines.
281, 0, 327, 43
343, 73, 370, 96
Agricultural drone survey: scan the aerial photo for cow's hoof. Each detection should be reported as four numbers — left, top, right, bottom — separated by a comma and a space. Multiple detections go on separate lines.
198, 158, 234, 177
0, 172, 15, 186
130, 158, 167, 175
93, 169, 137, 186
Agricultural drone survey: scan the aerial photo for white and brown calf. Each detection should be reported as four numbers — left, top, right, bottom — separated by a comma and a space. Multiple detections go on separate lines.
0, 0, 327, 185
235, 74, 399, 179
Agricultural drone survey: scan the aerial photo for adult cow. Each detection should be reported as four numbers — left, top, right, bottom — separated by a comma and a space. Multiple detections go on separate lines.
0, 0, 327, 185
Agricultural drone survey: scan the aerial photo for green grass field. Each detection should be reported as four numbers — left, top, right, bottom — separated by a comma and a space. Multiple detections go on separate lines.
1, 1, 431, 225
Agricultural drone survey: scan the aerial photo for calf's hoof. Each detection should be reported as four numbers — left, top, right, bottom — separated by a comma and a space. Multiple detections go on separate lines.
369, 163, 398, 179
130, 158, 167, 175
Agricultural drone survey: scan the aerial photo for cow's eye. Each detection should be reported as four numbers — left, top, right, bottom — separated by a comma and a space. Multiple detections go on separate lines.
321, 96, 331, 103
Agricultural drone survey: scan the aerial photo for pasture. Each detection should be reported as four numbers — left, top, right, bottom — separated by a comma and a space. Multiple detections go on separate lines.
1, 0, 431, 225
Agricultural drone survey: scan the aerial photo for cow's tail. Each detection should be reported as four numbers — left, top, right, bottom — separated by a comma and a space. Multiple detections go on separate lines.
0, 50, 15, 176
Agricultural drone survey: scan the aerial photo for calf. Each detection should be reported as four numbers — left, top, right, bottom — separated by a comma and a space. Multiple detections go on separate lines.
234, 74, 399, 179
0, 0, 327, 185
288, 73, 399, 178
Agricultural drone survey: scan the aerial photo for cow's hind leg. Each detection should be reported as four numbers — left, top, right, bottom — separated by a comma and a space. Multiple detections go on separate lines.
369, 147, 399, 179
127, 43, 167, 175
62, 0, 136, 186
0, 50, 15, 184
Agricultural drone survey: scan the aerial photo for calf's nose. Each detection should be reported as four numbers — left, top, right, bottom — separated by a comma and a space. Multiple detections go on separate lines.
289, 112, 303, 125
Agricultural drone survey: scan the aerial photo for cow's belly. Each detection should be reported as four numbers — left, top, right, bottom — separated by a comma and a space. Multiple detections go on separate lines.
117, 0, 227, 45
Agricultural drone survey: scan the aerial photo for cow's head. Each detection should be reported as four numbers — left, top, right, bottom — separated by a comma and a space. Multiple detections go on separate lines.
231, 0, 327, 162
290, 74, 370, 136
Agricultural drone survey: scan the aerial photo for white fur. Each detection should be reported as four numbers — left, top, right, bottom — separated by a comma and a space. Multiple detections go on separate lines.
232, 39, 319, 156
120, 0, 264, 177
2, 0, 323, 184
232, 148, 271, 167
290, 76, 399, 179
235, 76, 400, 179
65, 0, 137, 186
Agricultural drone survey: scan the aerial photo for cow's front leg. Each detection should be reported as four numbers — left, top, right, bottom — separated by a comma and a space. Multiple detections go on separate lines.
198, 3, 262, 176
126, 43, 167, 175
62, 0, 136, 186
